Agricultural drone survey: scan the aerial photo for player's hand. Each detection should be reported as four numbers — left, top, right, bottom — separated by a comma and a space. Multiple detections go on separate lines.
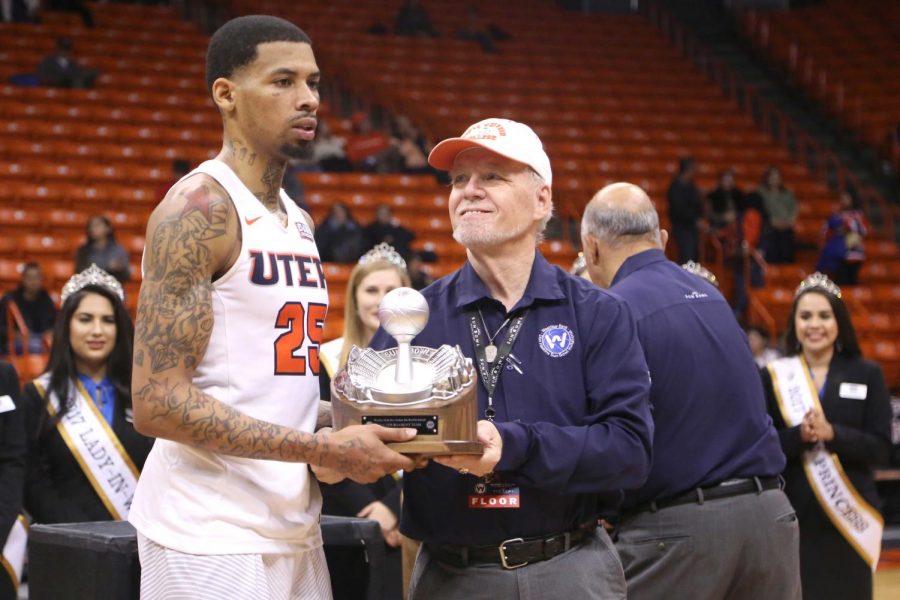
319, 424, 418, 484
432, 420, 501, 477
358, 501, 401, 547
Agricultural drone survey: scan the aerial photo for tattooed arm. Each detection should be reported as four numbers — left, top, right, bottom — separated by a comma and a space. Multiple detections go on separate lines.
317, 400, 332, 429
132, 175, 414, 483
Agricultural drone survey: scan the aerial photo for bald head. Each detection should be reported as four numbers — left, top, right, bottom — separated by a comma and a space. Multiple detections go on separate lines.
581, 182, 661, 249
580, 183, 665, 288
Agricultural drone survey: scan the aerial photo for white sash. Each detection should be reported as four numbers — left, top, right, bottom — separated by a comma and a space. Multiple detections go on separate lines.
768, 356, 883, 569
34, 374, 139, 520
1, 516, 26, 591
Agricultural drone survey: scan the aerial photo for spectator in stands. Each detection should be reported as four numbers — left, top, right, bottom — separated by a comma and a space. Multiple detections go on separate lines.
37, 37, 97, 88
388, 115, 433, 175
407, 251, 434, 290
1, 0, 39, 23
667, 156, 704, 264
0, 359, 25, 600
312, 120, 352, 172
0, 263, 56, 356
281, 158, 309, 211
745, 324, 781, 368
394, 0, 439, 37
48, 0, 93, 28
758, 166, 797, 264
74, 215, 131, 282
760, 272, 891, 600
23, 265, 153, 524
706, 168, 743, 254
363, 204, 415, 260
815, 191, 866, 286
315, 202, 364, 263
155, 158, 191, 202
345, 111, 393, 172
317, 244, 409, 600
456, 6, 501, 54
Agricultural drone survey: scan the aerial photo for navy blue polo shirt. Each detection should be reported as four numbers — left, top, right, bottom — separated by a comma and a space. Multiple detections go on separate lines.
369, 252, 653, 546
610, 249, 785, 508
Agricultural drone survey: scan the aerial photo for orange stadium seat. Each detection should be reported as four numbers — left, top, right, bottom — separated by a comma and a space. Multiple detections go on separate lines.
8, 353, 49, 382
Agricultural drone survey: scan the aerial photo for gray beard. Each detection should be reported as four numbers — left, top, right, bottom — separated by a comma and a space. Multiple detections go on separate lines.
452, 219, 532, 249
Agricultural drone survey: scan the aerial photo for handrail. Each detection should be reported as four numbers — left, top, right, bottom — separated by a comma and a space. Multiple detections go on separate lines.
698, 228, 725, 278
644, 2, 895, 238
741, 245, 773, 336
748, 295, 777, 346
4, 299, 30, 356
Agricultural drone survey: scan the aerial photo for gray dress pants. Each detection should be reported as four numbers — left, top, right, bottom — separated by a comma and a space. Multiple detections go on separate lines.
615, 488, 801, 600
409, 528, 626, 600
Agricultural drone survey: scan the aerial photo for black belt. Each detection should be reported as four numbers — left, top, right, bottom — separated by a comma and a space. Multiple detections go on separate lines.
627, 476, 782, 516
425, 522, 597, 570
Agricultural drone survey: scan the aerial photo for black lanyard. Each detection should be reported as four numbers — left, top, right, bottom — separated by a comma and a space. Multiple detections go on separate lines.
466, 306, 528, 421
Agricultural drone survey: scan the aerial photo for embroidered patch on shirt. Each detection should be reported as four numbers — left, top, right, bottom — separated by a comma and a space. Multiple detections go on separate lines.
538, 324, 575, 358
296, 221, 314, 242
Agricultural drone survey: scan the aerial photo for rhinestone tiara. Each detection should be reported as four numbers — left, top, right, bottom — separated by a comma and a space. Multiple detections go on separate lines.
795, 271, 841, 299
358, 243, 407, 270
60, 263, 125, 305
571, 252, 587, 276
681, 261, 719, 287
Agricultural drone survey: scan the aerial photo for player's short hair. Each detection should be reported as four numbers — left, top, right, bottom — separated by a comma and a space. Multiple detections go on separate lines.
206, 15, 312, 94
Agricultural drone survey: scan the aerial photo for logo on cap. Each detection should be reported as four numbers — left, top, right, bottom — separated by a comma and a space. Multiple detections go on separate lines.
538, 324, 574, 358
463, 121, 507, 142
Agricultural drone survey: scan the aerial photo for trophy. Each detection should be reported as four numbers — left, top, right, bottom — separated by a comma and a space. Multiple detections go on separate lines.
331, 288, 484, 456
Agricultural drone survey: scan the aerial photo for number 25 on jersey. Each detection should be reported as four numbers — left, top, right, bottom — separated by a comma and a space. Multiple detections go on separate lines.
274, 302, 326, 375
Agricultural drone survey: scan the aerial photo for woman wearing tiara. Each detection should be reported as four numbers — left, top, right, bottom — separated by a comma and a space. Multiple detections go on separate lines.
760, 272, 891, 600
318, 243, 410, 600
22, 265, 153, 524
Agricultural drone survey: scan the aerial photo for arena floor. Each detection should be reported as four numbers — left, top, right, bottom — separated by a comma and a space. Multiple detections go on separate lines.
876, 549, 900, 599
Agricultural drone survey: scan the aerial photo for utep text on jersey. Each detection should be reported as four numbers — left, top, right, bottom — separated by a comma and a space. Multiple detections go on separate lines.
248, 250, 327, 290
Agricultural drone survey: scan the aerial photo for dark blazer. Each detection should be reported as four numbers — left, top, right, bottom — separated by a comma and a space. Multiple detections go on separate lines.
0, 362, 24, 547
761, 354, 892, 516
22, 380, 154, 524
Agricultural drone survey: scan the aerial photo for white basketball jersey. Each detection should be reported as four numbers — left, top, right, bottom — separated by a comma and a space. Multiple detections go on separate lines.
130, 159, 329, 554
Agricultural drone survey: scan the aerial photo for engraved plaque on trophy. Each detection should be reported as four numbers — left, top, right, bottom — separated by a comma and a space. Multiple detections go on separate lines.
331, 287, 484, 456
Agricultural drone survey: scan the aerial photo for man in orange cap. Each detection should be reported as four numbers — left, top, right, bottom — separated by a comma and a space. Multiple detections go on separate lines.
362, 118, 655, 599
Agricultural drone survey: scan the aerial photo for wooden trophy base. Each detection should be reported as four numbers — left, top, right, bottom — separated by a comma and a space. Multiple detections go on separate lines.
387, 440, 485, 456
332, 381, 483, 457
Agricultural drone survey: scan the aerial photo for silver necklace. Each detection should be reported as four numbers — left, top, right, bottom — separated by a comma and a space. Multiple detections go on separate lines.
478, 307, 511, 363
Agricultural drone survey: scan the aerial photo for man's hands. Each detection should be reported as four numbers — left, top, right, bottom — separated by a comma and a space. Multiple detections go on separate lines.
311, 420, 503, 482
310, 424, 419, 484
433, 420, 502, 477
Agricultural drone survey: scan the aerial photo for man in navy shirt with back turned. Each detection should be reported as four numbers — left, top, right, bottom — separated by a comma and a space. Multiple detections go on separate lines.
581, 182, 801, 600
366, 120, 654, 599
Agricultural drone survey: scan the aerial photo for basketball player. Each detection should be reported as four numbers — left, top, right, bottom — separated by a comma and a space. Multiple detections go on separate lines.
128, 16, 418, 599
